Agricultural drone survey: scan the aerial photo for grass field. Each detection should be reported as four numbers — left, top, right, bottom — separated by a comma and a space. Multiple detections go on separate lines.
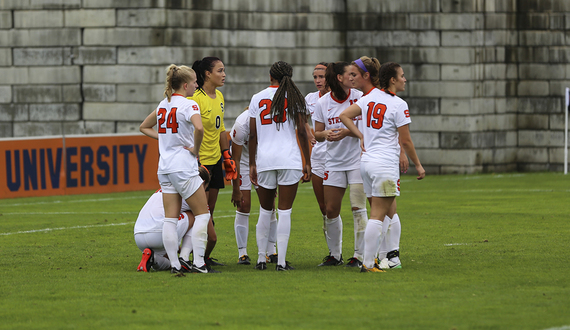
1, 172, 569, 329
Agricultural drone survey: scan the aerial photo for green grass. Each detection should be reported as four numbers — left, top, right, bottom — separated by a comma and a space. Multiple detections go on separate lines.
0, 172, 569, 329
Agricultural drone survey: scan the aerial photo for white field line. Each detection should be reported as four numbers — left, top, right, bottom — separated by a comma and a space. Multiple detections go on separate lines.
543, 326, 570, 330
444, 243, 472, 246
0, 213, 255, 236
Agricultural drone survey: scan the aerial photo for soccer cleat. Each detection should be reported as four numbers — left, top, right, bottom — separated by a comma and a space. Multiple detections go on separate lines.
179, 257, 193, 273
192, 264, 221, 274
318, 255, 344, 266
360, 264, 385, 273
266, 253, 278, 264
379, 258, 402, 269
170, 267, 186, 277
205, 257, 225, 267
276, 261, 295, 271
344, 257, 362, 268
254, 262, 267, 270
238, 255, 251, 265
137, 248, 154, 272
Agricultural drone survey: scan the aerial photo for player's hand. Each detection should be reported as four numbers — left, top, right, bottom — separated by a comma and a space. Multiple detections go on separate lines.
249, 165, 258, 186
301, 164, 311, 183
222, 149, 237, 180
183, 146, 196, 157
359, 137, 366, 153
416, 164, 426, 180
231, 189, 243, 208
326, 129, 343, 142
399, 153, 409, 173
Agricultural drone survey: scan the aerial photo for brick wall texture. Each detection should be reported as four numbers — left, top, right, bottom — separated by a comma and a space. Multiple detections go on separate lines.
0, 0, 568, 174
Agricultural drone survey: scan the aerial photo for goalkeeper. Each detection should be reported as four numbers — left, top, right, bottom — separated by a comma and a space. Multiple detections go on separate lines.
188, 56, 237, 267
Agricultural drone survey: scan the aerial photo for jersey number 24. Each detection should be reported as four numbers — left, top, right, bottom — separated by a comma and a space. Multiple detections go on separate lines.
158, 107, 179, 133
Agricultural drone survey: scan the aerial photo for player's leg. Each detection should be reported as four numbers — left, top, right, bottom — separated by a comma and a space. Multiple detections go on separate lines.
362, 196, 394, 271
235, 172, 252, 264
254, 170, 277, 269
181, 177, 212, 273
321, 182, 345, 266
274, 169, 302, 270
161, 191, 183, 272
347, 168, 368, 267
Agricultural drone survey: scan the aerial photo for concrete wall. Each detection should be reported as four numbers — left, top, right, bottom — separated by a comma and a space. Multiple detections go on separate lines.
0, 0, 567, 173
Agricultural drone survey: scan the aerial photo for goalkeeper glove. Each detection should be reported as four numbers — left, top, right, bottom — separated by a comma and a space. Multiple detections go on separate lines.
222, 149, 237, 180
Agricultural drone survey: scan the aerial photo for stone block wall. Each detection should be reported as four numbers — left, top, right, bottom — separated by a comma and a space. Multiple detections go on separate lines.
0, 0, 568, 173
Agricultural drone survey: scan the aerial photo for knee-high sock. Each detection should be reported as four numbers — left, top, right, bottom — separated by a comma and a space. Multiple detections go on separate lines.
179, 227, 193, 261
353, 208, 368, 260
162, 217, 181, 270
277, 208, 292, 267
153, 254, 172, 271
325, 215, 343, 260
363, 219, 386, 269
377, 215, 392, 260
235, 211, 250, 257
266, 209, 277, 255
256, 207, 272, 264
388, 213, 401, 254
191, 212, 210, 267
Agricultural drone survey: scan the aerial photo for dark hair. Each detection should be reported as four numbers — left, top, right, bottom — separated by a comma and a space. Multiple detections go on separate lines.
351, 56, 381, 89
269, 61, 307, 129
191, 56, 222, 94
325, 61, 350, 101
164, 64, 195, 102
379, 62, 402, 96
199, 165, 211, 186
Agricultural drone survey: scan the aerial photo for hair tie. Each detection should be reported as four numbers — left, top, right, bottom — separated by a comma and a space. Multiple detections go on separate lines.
354, 59, 368, 73
314, 64, 327, 71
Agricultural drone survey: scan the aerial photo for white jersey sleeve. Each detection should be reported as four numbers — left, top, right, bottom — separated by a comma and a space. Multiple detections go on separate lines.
230, 109, 250, 168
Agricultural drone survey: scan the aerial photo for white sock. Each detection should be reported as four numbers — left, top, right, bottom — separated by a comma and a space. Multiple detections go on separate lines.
179, 227, 193, 261
256, 207, 272, 264
377, 215, 392, 260
363, 219, 383, 269
353, 208, 368, 260
153, 254, 172, 271
191, 212, 210, 268
162, 217, 181, 270
235, 211, 249, 257
325, 215, 343, 260
388, 213, 401, 255
277, 208, 292, 267
266, 209, 277, 255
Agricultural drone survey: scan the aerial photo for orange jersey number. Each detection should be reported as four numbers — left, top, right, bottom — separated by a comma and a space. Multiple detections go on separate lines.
366, 102, 387, 130
157, 107, 179, 134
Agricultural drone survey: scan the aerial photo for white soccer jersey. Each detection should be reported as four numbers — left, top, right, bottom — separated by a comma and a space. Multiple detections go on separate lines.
355, 88, 411, 166
156, 94, 201, 175
249, 86, 303, 172
305, 91, 327, 164
134, 189, 190, 234
230, 109, 250, 169
312, 89, 363, 171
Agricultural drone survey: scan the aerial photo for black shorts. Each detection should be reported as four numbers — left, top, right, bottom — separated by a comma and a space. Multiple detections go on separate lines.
204, 157, 224, 191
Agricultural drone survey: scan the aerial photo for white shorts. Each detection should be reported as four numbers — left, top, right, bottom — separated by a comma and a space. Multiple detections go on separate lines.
158, 171, 203, 200
323, 168, 363, 188
239, 166, 257, 191
134, 211, 190, 252
311, 157, 325, 178
360, 161, 400, 197
257, 169, 303, 189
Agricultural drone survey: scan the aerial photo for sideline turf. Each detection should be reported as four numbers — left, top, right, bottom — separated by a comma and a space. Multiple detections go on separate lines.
0, 173, 569, 329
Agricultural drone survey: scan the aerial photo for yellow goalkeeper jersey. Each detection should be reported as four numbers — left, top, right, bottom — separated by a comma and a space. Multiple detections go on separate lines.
188, 89, 226, 165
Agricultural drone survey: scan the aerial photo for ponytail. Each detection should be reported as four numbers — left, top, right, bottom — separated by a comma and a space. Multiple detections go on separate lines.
269, 61, 307, 130
164, 64, 195, 102
351, 56, 381, 89
379, 62, 401, 96
192, 56, 222, 95
325, 61, 349, 101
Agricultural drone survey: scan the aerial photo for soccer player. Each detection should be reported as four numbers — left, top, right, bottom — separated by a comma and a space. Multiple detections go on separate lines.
189, 57, 237, 267
313, 61, 368, 267
340, 59, 425, 273
230, 108, 278, 265
305, 63, 330, 246
135, 167, 212, 273
249, 61, 312, 271
139, 64, 212, 274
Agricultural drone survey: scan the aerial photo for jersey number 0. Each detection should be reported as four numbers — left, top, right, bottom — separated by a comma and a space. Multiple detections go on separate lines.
157, 107, 179, 133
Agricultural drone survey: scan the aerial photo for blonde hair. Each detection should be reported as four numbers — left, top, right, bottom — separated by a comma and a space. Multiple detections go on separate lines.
351, 56, 381, 88
164, 64, 195, 102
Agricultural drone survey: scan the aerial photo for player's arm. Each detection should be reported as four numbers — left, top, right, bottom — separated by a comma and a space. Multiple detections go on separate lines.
231, 142, 243, 207
397, 124, 425, 180
249, 117, 258, 186
140, 110, 158, 140
190, 113, 204, 158
399, 142, 409, 173
339, 103, 364, 150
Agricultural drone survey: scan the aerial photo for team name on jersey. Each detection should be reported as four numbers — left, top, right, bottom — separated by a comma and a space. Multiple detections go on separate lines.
328, 115, 361, 126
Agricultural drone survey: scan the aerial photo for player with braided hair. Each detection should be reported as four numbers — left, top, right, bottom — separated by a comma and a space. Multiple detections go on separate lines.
249, 61, 312, 271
